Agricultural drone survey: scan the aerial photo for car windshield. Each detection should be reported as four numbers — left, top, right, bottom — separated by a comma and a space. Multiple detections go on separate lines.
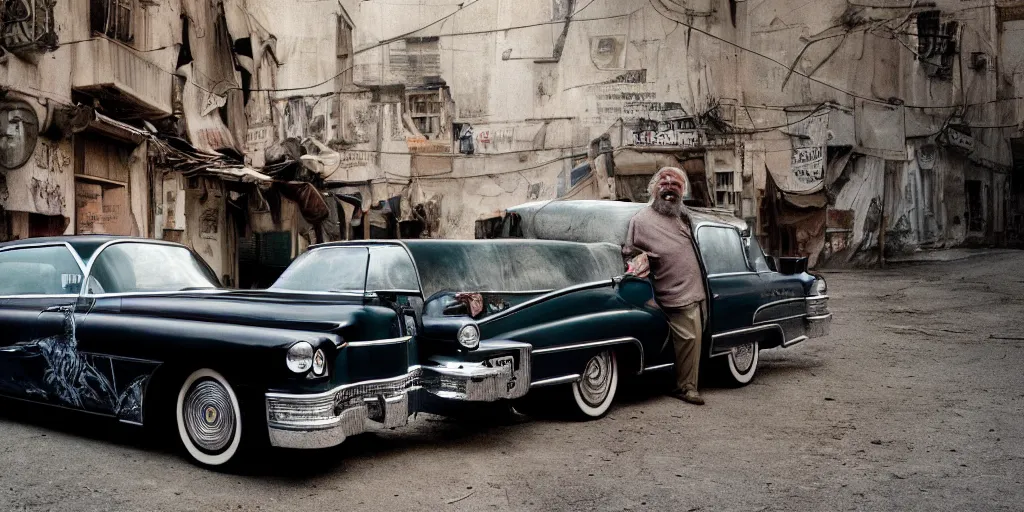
269, 245, 420, 294
87, 243, 220, 294
270, 246, 370, 293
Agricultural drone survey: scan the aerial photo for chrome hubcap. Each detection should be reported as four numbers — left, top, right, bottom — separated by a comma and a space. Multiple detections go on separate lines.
731, 343, 756, 373
577, 352, 613, 407
182, 379, 235, 453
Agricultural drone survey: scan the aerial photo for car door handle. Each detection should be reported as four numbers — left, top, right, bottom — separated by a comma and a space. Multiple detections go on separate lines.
713, 294, 720, 299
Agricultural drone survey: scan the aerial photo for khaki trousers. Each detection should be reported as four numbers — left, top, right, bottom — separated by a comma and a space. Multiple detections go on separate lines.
664, 301, 704, 393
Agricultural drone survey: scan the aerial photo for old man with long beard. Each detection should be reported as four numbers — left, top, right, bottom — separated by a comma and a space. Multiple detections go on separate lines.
622, 166, 707, 405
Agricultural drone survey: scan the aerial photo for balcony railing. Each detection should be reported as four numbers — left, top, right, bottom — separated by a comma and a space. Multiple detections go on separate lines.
72, 36, 172, 118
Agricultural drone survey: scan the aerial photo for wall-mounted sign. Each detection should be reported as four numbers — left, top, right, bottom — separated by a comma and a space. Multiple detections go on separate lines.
791, 145, 825, 185
945, 126, 975, 154
0, 101, 39, 170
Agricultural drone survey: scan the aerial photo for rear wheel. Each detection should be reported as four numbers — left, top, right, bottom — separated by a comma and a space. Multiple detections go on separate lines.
721, 341, 759, 386
570, 350, 618, 418
175, 368, 243, 467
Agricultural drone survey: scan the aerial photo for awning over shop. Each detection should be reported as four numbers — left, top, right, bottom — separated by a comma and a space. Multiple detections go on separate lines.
182, 166, 274, 184
87, 113, 149, 145
781, 190, 828, 209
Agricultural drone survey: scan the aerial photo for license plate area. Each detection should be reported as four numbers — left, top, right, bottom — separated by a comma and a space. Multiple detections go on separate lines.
485, 355, 515, 375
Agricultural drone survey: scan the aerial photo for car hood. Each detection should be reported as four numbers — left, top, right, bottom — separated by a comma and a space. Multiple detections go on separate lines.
111, 290, 395, 336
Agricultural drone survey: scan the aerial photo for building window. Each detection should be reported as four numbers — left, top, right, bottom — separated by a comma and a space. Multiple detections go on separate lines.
407, 90, 444, 139
336, 17, 353, 88
91, 0, 134, 43
1, 0, 58, 52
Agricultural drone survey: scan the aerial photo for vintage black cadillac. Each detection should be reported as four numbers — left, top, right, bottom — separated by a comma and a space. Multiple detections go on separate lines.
0, 236, 530, 467
477, 199, 833, 397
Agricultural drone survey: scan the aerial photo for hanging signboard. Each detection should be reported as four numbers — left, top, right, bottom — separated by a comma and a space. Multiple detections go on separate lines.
791, 145, 825, 185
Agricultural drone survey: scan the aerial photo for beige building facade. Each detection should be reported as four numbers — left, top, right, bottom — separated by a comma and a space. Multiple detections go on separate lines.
3, 0, 1022, 275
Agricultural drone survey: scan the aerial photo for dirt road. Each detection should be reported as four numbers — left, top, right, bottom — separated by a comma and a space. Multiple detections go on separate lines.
1, 252, 1022, 511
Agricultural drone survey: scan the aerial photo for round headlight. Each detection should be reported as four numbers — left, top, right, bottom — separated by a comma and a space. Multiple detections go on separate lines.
813, 277, 827, 296
457, 324, 480, 350
312, 349, 326, 376
286, 341, 314, 373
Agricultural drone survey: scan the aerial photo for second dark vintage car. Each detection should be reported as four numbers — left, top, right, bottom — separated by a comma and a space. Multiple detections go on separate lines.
0, 236, 530, 467
477, 199, 833, 400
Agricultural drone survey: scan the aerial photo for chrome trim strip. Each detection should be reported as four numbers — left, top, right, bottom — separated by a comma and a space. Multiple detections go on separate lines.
753, 297, 806, 319
344, 336, 413, 348
479, 280, 614, 324
783, 335, 809, 348
264, 288, 367, 298
532, 337, 644, 372
706, 271, 757, 278
806, 295, 829, 301
756, 313, 807, 325
266, 368, 423, 402
643, 363, 675, 372
711, 324, 784, 340
86, 289, 227, 299
709, 324, 785, 357
461, 289, 555, 295
806, 313, 833, 322
0, 294, 79, 300
530, 374, 580, 387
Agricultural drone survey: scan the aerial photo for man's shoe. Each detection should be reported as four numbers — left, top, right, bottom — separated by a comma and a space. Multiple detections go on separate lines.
670, 389, 705, 405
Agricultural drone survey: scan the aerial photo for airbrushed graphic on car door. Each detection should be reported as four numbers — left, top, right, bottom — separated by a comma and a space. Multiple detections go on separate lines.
0, 306, 159, 424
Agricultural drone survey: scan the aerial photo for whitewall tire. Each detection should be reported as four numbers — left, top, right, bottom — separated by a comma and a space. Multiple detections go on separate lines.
176, 368, 243, 467
725, 341, 759, 386
571, 350, 618, 418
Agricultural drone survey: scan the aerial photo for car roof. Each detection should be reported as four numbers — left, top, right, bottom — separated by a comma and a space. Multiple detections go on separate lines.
0, 236, 186, 264
308, 238, 626, 298
499, 199, 748, 245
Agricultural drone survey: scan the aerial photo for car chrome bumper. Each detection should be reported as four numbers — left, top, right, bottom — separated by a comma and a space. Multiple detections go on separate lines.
265, 344, 531, 449
806, 312, 832, 338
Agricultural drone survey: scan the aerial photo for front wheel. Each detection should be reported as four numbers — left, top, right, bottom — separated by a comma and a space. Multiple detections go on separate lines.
570, 350, 618, 418
175, 368, 244, 467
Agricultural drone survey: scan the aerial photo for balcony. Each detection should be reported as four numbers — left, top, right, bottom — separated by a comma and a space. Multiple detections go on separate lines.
72, 36, 172, 119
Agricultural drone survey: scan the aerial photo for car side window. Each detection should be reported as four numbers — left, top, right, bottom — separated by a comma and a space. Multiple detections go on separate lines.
0, 246, 83, 295
744, 236, 772, 273
366, 246, 419, 292
88, 243, 220, 294
697, 227, 750, 275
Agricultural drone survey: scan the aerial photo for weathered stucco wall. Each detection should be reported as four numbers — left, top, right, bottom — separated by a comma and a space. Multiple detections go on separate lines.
324, 0, 742, 238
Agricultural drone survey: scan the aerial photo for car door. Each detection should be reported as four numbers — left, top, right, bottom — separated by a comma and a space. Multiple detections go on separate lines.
0, 243, 85, 402
695, 226, 767, 358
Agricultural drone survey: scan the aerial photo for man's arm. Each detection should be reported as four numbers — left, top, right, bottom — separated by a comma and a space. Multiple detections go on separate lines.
622, 216, 650, 278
